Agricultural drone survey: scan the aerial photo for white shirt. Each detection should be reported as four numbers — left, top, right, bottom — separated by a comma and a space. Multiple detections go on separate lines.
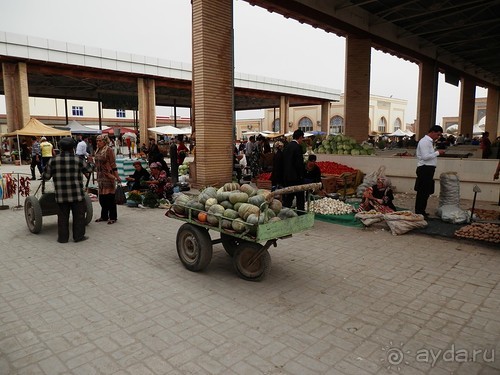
416, 134, 439, 167
75, 140, 88, 157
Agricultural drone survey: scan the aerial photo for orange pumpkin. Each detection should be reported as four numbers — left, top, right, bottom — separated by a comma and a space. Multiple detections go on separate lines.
198, 212, 208, 222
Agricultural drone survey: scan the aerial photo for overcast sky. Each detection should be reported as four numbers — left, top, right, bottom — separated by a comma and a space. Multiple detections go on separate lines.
0, 0, 487, 125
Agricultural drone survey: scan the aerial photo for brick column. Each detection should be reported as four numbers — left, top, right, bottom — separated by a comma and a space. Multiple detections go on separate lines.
321, 101, 330, 134
485, 87, 499, 137
280, 96, 289, 131
416, 60, 438, 139
137, 78, 156, 144
2, 62, 30, 133
192, 0, 234, 187
344, 35, 371, 142
459, 77, 475, 138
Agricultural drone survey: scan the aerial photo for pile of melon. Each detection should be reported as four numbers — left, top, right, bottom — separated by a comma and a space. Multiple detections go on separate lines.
172, 182, 298, 234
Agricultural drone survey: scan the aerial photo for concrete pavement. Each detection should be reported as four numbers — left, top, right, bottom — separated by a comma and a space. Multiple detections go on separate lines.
0, 163, 499, 374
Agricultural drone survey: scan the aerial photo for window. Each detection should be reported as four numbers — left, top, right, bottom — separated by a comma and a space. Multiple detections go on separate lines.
393, 118, 402, 131
272, 118, 280, 133
298, 117, 313, 132
72, 106, 83, 116
378, 117, 387, 133
329, 115, 344, 134
116, 109, 126, 118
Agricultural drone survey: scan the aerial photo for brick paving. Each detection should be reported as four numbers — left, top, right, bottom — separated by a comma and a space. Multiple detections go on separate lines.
0, 164, 499, 374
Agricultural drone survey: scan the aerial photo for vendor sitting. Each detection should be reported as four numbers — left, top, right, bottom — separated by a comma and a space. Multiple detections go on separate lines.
304, 154, 322, 183
145, 162, 174, 200
358, 176, 396, 213
125, 161, 150, 191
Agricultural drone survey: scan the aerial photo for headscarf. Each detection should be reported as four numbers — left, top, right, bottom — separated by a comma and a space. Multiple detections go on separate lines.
95, 134, 110, 156
274, 141, 284, 150
149, 162, 162, 169
377, 175, 391, 188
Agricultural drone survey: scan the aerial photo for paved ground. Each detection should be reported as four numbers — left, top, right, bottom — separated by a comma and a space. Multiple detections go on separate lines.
1, 163, 499, 374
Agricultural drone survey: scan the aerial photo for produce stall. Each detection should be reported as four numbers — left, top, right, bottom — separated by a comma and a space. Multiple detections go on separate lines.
166, 182, 321, 281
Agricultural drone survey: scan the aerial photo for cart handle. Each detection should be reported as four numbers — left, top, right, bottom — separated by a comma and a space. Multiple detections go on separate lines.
269, 182, 322, 199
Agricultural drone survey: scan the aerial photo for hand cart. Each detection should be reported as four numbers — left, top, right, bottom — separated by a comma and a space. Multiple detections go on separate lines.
24, 179, 94, 234
166, 183, 321, 281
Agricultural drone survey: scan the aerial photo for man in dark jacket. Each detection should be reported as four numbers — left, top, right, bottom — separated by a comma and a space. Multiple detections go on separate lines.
282, 129, 305, 212
43, 137, 94, 243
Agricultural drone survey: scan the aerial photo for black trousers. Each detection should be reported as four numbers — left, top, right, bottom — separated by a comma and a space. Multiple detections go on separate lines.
283, 181, 305, 213
30, 156, 43, 178
414, 165, 436, 215
99, 193, 117, 221
57, 200, 86, 242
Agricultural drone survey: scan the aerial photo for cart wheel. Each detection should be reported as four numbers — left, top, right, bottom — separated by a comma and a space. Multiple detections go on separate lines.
25, 196, 43, 234
220, 233, 242, 257
176, 223, 213, 272
84, 194, 93, 225
232, 242, 271, 281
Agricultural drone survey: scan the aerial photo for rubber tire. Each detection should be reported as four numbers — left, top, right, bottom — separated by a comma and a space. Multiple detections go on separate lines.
232, 242, 271, 281
25, 196, 43, 234
220, 233, 243, 257
176, 223, 213, 272
84, 194, 93, 225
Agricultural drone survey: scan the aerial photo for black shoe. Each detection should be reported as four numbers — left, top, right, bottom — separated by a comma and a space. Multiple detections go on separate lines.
57, 239, 68, 243
31, 176, 36, 180
74, 236, 88, 243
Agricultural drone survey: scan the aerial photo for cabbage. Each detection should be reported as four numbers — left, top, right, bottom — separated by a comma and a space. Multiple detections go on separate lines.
351, 149, 360, 155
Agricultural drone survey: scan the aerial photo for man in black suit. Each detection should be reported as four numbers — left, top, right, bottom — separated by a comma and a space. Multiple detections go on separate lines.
282, 129, 306, 212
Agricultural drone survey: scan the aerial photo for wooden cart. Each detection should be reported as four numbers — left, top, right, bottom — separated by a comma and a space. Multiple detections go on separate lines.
166, 183, 321, 281
24, 180, 93, 234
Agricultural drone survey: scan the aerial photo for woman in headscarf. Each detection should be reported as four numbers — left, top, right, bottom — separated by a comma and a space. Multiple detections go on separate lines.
93, 134, 121, 224
145, 162, 173, 201
358, 175, 396, 213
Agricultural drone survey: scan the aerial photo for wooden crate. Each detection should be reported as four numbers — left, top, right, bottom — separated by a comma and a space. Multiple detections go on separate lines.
321, 175, 337, 193
256, 179, 272, 190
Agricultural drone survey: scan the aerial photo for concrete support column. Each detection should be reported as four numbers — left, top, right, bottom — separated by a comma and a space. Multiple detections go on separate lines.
416, 60, 438, 139
459, 77, 475, 138
2, 62, 30, 133
137, 78, 156, 144
321, 101, 330, 134
485, 87, 500, 137
344, 35, 371, 142
280, 96, 289, 131
191, 0, 234, 187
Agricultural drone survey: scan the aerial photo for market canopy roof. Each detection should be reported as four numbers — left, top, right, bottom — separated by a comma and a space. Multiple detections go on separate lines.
66, 120, 102, 134
387, 129, 409, 137
148, 125, 192, 135
1, 117, 71, 137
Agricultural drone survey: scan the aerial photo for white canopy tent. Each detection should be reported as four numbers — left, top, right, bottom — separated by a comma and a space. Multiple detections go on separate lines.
387, 129, 409, 137
148, 125, 192, 135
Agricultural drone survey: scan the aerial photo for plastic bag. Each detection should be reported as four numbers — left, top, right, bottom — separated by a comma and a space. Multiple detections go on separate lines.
115, 184, 126, 205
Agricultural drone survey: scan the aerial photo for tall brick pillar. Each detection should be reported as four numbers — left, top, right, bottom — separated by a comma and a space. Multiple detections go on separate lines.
280, 96, 289, 130
344, 35, 371, 142
321, 101, 330, 134
485, 87, 499, 137
137, 78, 156, 144
2, 62, 30, 133
459, 77, 475, 138
416, 60, 438, 139
191, 0, 234, 187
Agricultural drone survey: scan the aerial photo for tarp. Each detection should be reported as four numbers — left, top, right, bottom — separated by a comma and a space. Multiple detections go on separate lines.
1, 117, 71, 137
66, 120, 102, 134
148, 125, 192, 135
